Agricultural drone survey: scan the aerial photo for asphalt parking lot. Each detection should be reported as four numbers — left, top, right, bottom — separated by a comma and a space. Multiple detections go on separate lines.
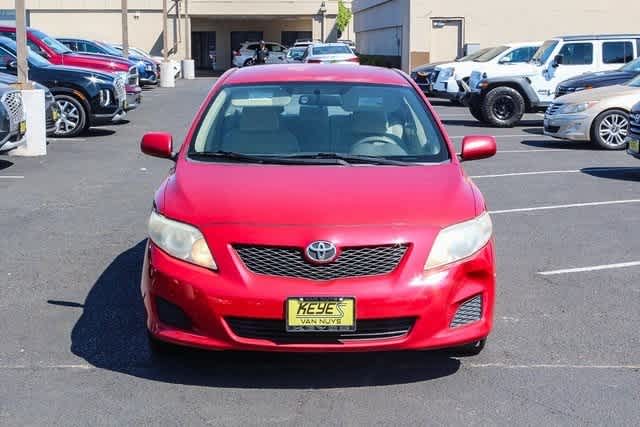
1, 78, 639, 426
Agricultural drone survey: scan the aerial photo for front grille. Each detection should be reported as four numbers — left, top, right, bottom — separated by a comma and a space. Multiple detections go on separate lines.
545, 102, 563, 117
1, 90, 24, 124
227, 317, 415, 343
544, 124, 561, 133
450, 295, 482, 328
629, 110, 640, 139
114, 78, 126, 102
234, 244, 408, 281
127, 66, 139, 86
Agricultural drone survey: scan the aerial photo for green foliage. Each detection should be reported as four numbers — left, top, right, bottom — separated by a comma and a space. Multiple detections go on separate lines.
336, 0, 352, 33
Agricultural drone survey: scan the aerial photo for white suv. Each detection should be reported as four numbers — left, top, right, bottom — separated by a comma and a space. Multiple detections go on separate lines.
432, 42, 540, 103
232, 41, 289, 67
467, 34, 640, 126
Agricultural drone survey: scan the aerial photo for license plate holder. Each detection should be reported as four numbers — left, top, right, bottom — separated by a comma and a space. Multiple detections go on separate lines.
18, 120, 26, 136
286, 297, 355, 332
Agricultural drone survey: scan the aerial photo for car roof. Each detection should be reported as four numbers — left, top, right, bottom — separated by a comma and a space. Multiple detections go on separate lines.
504, 41, 543, 47
555, 34, 640, 41
223, 64, 411, 87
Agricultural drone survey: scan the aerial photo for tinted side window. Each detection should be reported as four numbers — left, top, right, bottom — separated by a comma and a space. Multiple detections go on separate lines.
502, 46, 537, 63
83, 42, 103, 54
0, 46, 15, 72
603, 41, 634, 64
27, 40, 46, 56
558, 43, 593, 65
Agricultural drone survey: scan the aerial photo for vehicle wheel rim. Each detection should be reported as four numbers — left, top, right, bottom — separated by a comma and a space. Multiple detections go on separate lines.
599, 113, 628, 147
493, 96, 515, 120
55, 100, 80, 136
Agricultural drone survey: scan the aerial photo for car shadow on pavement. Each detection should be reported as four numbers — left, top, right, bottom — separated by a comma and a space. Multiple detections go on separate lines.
0, 159, 13, 170
441, 119, 542, 128
581, 167, 640, 182
68, 241, 461, 388
83, 128, 117, 138
521, 139, 599, 150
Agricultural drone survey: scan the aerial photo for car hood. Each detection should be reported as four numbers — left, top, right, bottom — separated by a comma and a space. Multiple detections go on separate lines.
412, 61, 449, 73
558, 70, 637, 88
38, 64, 114, 81
65, 52, 132, 67
161, 162, 477, 228
557, 84, 640, 103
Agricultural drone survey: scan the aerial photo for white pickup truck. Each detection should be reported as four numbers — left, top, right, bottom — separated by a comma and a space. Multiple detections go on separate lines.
431, 42, 540, 103
466, 34, 640, 126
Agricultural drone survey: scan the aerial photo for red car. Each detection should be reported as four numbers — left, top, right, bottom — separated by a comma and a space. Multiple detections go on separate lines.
0, 27, 141, 111
140, 64, 497, 355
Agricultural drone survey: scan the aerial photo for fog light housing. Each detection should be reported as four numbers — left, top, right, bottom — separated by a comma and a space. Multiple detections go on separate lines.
155, 297, 192, 330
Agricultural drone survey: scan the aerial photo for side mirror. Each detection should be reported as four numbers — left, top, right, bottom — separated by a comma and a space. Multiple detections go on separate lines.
552, 54, 564, 67
460, 135, 497, 161
6, 60, 17, 71
141, 132, 174, 159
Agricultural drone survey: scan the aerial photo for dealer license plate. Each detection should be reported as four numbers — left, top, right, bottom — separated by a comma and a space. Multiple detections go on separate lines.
19, 120, 26, 135
629, 139, 639, 153
286, 297, 355, 332
52, 110, 60, 122
123, 100, 129, 110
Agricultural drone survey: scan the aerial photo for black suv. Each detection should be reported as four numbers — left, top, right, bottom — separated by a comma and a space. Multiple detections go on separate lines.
0, 36, 125, 137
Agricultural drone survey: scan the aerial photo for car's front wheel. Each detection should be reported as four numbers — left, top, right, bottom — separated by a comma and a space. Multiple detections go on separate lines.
482, 87, 525, 128
244, 58, 255, 67
54, 94, 87, 138
591, 109, 629, 150
450, 339, 486, 356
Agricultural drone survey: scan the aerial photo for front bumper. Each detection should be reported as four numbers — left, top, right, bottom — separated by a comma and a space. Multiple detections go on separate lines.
543, 113, 590, 141
125, 85, 142, 111
432, 77, 467, 101
142, 232, 495, 352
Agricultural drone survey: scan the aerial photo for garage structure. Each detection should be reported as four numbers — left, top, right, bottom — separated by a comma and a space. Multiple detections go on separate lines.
0, 0, 355, 71
353, 0, 640, 72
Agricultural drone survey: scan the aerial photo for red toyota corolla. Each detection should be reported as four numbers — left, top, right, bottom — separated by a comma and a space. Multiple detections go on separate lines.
140, 64, 497, 355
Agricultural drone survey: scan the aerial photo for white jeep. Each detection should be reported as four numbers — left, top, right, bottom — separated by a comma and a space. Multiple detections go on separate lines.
431, 42, 540, 103
467, 34, 640, 126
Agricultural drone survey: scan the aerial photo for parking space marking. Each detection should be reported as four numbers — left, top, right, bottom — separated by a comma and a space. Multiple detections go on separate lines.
471, 167, 626, 179
0, 175, 24, 179
538, 261, 640, 276
48, 138, 87, 143
497, 149, 572, 153
489, 198, 640, 215
449, 134, 551, 139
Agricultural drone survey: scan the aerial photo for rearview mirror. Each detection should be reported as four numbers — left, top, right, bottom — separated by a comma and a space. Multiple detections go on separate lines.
460, 135, 497, 161
141, 132, 174, 159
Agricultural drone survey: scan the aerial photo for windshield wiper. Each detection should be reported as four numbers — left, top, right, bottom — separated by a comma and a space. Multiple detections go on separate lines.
189, 151, 352, 165
285, 152, 412, 166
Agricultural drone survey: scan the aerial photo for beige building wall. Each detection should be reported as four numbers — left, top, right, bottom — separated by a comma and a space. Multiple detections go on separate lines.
354, 0, 640, 72
0, 0, 353, 69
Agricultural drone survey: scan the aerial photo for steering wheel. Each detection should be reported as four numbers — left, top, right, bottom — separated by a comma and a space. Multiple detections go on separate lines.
350, 134, 408, 156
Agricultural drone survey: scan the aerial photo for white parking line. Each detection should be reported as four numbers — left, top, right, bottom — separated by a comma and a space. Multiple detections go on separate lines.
538, 261, 640, 276
471, 167, 624, 179
497, 149, 572, 153
449, 134, 550, 139
0, 175, 24, 179
467, 362, 640, 369
48, 138, 87, 142
489, 199, 640, 215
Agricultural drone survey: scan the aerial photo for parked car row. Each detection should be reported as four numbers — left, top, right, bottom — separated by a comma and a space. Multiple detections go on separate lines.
412, 33, 640, 153
0, 26, 164, 151
233, 41, 359, 67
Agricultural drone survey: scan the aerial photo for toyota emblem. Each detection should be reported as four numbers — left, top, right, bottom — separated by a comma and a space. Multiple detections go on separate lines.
305, 241, 338, 264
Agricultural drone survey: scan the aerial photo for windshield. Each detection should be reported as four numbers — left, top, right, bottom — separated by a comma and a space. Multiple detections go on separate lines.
0, 38, 50, 67
31, 30, 72, 54
189, 83, 449, 164
473, 46, 509, 62
288, 48, 306, 59
96, 41, 124, 57
531, 40, 559, 64
627, 74, 640, 87
456, 47, 492, 62
620, 57, 640, 72
312, 45, 352, 55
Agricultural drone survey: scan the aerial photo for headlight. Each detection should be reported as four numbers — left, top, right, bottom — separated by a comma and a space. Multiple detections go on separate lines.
148, 211, 217, 270
440, 67, 455, 80
558, 101, 598, 114
98, 88, 111, 107
425, 212, 493, 270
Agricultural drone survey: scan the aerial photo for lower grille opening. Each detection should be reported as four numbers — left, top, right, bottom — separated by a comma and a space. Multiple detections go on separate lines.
155, 297, 192, 330
450, 295, 482, 328
226, 317, 415, 343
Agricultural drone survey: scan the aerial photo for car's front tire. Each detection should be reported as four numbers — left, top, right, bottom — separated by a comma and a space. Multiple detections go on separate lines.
54, 94, 88, 138
591, 109, 629, 150
482, 87, 525, 128
449, 339, 486, 356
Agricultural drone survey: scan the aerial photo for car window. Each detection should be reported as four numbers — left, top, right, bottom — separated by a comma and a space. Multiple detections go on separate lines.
83, 41, 104, 54
311, 45, 352, 55
190, 83, 449, 163
27, 39, 46, 56
30, 30, 72, 54
246, 44, 258, 51
500, 46, 537, 63
558, 42, 593, 65
531, 40, 559, 64
0, 47, 14, 71
473, 46, 509, 62
603, 41, 634, 64
0, 37, 50, 67
269, 44, 283, 53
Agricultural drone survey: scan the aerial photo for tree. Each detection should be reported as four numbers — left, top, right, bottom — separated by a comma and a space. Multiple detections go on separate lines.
335, 0, 352, 38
